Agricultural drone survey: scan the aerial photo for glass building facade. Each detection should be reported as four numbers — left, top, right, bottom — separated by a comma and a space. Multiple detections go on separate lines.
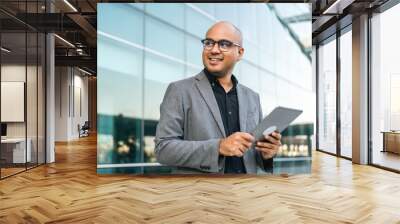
0, 0, 47, 179
339, 28, 352, 159
97, 3, 314, 174
371, 4, 400, 171
317, 36, 337, 155
316, 27, 353, 159
315, 1, 400, 172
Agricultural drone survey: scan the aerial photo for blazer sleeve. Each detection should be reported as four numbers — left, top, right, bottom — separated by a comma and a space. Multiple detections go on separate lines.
255, 94, 274, 172
154, 83, 221, 173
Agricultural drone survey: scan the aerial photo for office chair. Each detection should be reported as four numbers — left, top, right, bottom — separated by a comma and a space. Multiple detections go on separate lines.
79, 121, 90, 138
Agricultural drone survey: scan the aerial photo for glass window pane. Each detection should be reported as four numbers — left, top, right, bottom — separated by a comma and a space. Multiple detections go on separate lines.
191, 3, 215, 17
238, 62, 260, 94
145, 16, 184, 60
143, 53, 184, 163
97, 7, 144, 171
371, 5, 400, 171
27, 32, 38, 168
98, 4, 143, 45
259, 70, 277, 115
145, 3, 184, 29
1, 31, 27, 177
186, 35, 203, 68
340, 30, 352, 158
215, 4, 238, 25
238, 4, 257, 41
243, 40, 258, 64
318, 38, 337, 154
129, 3, 144, 10
185, 5, 214, 39
38, 33, 45, 164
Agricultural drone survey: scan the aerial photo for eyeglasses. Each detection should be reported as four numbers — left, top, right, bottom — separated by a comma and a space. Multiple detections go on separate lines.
201, 39, 241, 52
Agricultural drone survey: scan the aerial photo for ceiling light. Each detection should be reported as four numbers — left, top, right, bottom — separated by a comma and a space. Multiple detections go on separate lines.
63, 0, 78, 12
78, 67, 92, 76
1, 47, 11, 53
323, 0, 341, 14
322, 0, 354, 15
54, 34, 75, 48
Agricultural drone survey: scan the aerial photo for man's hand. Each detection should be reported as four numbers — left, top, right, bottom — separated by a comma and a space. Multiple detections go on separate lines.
219, 132, 254, 157
255, 131, 281, 160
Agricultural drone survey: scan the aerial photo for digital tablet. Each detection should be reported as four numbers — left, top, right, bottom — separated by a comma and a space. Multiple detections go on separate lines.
252, 106, 303, 142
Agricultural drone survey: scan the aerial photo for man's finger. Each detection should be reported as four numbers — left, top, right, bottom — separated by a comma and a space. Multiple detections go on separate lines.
257, 141, 275, 149
244, 141, 252, 148
267, 136, 281, 146
236, 144, 247, 153
263, 135, 280, 145
271, 132, 281, 140
233, 143, 249, 153
234, 148, 243, 157
235, 137, 252, 151
239, 132, 255, 142
255, 146, 276, 154
238, 139, 252, 149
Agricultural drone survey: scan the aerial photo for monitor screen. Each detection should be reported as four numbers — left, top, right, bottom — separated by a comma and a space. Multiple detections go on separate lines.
1, 123, 7, 137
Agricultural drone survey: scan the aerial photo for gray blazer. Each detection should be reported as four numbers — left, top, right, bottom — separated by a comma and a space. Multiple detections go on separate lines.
154, 71, 272, 174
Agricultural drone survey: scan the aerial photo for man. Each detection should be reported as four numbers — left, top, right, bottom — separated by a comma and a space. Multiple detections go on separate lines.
154, 21, 281, 174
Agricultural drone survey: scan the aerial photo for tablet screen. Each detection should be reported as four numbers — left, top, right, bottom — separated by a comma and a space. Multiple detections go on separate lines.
252, 106, 303, 141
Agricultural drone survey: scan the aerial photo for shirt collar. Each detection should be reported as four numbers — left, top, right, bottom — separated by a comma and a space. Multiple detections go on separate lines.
203, 68, 238, 89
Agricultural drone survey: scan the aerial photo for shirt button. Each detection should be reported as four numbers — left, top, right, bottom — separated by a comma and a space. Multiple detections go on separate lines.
228, 111, 232, 115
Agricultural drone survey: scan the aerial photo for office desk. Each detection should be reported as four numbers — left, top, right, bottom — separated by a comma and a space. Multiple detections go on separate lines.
382, 131, 400, 154
1, 138, 31, 163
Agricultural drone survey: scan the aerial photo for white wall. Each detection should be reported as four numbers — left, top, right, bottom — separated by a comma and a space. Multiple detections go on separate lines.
1, 63, 46, 164
1, 65, 26, 138
55, 67, 68, 141
71, 72, 89, 138
55, 67, 89, 141
1, 65, 39, 138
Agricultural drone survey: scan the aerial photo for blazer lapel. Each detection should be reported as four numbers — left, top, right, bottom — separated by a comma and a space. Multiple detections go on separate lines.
237, 84, 252, 171
195, 72, 226, 137
236, 84, 248, 132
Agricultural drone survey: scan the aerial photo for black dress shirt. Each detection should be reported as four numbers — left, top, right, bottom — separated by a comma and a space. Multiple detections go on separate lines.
204, 69, 246, 174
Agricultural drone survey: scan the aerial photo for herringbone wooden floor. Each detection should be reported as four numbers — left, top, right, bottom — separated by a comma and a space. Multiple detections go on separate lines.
1, 135, 400, 224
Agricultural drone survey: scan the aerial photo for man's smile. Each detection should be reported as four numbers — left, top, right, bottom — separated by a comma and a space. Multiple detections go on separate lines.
208, 56, 223, 65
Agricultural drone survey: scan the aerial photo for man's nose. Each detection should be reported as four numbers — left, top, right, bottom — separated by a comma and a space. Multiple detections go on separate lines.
210, 43, 221, 53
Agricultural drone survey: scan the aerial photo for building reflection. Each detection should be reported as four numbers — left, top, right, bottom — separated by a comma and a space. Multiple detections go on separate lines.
97, 3, 314, 175
98, 113, 313, 174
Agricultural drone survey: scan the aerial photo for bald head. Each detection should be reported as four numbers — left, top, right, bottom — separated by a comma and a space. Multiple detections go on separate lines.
206, 21, 243, 46
202, 21, 244, 78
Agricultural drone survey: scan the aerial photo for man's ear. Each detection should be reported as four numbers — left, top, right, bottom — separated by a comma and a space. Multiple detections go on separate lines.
237, 47, 244, 61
